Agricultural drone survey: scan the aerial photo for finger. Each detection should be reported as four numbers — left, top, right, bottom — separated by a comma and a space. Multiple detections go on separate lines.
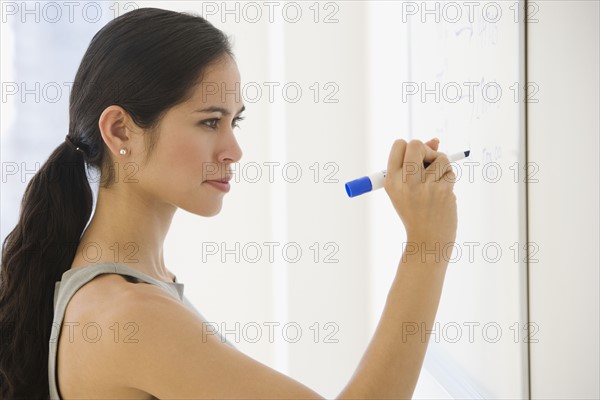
438, 165, 457, 188
386, 139, 408, 177
443, 167, 457, 187
424, 153, 452, 183
404, 139, 440, 166
425, 138, 440, 152
403, 139, 440, 185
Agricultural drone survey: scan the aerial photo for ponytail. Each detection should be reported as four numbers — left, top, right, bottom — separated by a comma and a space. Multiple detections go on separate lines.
0, 139, 93, 399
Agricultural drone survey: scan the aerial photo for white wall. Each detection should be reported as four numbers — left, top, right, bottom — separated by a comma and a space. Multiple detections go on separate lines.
528, 1, 600, 398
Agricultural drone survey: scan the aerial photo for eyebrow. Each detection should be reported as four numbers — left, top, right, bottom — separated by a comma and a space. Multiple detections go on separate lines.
193, 105, 245, 116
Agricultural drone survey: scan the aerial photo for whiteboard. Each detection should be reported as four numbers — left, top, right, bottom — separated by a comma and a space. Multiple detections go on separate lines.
408, 2, 529, 398
365, 1, 529, 398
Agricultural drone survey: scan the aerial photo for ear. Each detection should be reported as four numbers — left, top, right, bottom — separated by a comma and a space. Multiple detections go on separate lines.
98, 105, 137, 157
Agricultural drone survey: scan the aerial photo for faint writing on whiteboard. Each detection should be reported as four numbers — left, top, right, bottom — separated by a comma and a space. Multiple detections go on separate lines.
482, 145, 502, 164
453, 17, 498, 47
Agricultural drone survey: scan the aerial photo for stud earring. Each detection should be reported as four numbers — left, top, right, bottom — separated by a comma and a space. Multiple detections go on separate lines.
119, 149, 127, 155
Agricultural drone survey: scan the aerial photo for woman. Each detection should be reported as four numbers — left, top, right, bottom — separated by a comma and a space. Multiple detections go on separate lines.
0, 7, 457, 399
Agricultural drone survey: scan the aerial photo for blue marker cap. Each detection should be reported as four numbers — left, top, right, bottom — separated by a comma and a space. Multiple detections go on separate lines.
345, 176, 373, 198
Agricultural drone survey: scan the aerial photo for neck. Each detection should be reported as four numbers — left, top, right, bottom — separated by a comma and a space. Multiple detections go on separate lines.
73, 184, 177, 283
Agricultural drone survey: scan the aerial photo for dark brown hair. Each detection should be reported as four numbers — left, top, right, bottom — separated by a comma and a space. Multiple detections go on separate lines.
0, 7, 233, 399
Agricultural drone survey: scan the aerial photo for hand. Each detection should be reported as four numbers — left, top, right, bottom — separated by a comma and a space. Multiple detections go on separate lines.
383, 138, 458, 246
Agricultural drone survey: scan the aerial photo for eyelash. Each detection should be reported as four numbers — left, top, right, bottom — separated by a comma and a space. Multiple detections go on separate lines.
201, 116, 245, 130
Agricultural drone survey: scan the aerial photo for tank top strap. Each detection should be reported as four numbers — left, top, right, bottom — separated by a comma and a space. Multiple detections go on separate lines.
53, 262, 184, 310
49, 262, 235, 399
49, 262, 185, 399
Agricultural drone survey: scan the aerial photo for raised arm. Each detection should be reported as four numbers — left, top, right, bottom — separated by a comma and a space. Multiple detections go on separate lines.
98, 139, 456, 400
338, 138, 457, 399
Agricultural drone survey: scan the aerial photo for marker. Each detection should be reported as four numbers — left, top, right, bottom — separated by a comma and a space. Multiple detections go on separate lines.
345, 150, 470, 198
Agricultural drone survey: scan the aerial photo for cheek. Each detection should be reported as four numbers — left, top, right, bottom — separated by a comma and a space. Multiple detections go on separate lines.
170, 141, 211, 181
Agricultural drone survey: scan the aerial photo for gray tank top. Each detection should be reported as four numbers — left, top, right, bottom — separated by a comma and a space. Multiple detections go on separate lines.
48, 262, 235, 400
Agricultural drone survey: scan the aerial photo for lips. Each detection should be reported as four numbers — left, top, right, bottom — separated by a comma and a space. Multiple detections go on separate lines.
205, 174, 232, 183
205, 177, 231, 193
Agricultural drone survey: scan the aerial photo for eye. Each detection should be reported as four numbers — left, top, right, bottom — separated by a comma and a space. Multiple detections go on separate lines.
200, 119, 219, 129
200, 116, 245, 130
232, 116, 245, 128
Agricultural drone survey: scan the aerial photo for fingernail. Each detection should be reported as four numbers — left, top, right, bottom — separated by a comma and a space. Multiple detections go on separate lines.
432, 137, 440, 143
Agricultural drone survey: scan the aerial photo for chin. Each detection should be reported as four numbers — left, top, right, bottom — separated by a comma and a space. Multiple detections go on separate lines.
186, 202, 223, 217
203, 207, 222, 217
176, 191, 225, 217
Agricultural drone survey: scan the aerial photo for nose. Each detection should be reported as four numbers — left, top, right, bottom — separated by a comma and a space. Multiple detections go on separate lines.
219, 132, 243, 165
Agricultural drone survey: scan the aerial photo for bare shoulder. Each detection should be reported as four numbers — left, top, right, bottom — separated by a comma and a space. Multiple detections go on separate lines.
97, 280, 325, 399
61, 274, 324, 399
58, 273, 161, 398
62, 272, 159, 327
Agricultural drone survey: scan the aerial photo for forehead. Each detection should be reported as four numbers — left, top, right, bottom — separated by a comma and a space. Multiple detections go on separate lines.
188, 56, 242, 106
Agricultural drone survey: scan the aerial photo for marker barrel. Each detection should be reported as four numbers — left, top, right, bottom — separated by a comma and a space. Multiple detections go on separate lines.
345, 150, 470, 198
